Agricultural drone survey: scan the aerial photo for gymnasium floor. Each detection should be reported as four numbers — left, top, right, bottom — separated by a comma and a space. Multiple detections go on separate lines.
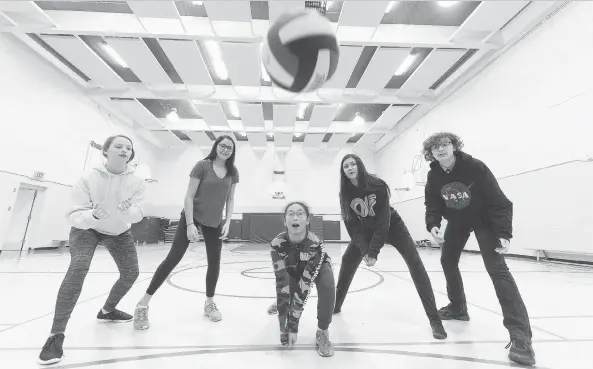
0, 242, 591, 369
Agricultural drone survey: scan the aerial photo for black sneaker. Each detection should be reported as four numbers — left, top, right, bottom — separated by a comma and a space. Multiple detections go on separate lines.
430, 321, 447, 340
280, 332, 288, 347
38, 333, 64, 365
506, 338, 536, 366
438, 305, 470, 321
97, 309, 133, 323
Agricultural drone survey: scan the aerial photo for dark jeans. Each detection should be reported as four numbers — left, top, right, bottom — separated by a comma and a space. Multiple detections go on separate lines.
335, 218, 440, 323
51, 228, 139, 334
146, 212, 222, 297
442, 225, 532, 342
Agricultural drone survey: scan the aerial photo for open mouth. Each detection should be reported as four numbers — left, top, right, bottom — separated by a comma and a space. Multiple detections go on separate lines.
291, 224, 300, 228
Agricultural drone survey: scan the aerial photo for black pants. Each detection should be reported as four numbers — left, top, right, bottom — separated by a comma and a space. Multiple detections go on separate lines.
442, 225, 532, 342
146, 212, 222, 297
335, 218, 440, 323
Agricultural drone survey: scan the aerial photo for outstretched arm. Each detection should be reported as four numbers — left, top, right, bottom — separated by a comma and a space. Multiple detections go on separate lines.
270, 245, 290, 332
287, 245, 325, 333
67, 178, 99, 229
479, 163, 513, 240
368, 185, 391, 259
119, 179, 147, 224
424, 171, 444, 232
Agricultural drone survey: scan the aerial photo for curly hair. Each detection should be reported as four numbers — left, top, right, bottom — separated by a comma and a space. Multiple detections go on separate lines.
421, 132, 464, 162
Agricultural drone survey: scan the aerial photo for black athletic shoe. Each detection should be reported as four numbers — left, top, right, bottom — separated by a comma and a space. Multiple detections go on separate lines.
430, 321, 447, 340
438, 305, 470, 321
506, 338, 536, 366
38, 333, 64, 365
97, 309, 133, 323
280, 332, 288, 347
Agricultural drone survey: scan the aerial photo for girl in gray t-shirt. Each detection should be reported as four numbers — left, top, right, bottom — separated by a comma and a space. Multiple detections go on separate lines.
134, 135, 239, 328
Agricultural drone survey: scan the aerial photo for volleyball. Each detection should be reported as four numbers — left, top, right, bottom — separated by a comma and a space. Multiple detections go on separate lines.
262, 9, 339, 93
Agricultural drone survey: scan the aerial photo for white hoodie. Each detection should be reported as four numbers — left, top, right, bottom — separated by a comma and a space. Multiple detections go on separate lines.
67, 163, 147, 236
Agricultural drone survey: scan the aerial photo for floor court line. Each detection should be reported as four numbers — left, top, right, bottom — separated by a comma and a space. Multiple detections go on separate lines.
530, 315, 593, 319
2, 337, 593, 351
42, 345, 553, 369
376, 268, 569, 340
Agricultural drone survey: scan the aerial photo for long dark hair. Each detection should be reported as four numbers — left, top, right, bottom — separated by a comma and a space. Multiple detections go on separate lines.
339, 154, 390, 221
204, 135, 238, 177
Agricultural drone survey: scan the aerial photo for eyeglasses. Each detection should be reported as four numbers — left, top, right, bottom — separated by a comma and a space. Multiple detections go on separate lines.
218, 144, 234, 152
286, 212, 306, 219
431, 141, 452, 150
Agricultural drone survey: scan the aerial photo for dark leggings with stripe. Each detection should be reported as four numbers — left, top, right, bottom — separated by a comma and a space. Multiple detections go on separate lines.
146, 212, 223, 297
51, 228, 139, 334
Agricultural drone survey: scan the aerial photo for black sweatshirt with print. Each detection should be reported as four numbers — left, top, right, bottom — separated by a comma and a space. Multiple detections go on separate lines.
343, 179, 394, 259
424, 152, 513, 240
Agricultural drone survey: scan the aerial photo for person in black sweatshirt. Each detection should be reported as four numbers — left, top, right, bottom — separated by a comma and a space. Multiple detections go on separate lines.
334, 154, 446, 340
423, 132, 535, 366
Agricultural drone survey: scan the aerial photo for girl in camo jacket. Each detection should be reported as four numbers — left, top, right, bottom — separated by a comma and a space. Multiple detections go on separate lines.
270, 201, 335, 357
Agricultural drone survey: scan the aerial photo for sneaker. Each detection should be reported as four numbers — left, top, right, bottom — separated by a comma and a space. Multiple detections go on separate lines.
316, 329, 335, 357
280, 332, 288, 347
506, 338, 536, 366
38, 333, 64, 365
97, 309, 133, 323
268, 302, 278, 315
437, 304, 470, 321
133, 305, 150, 330
430, 321, 447, 340
204, 301, 222, 322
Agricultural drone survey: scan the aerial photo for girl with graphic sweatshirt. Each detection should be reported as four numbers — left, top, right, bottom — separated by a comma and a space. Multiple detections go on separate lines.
423, 132, 535, 366
38, 135, 146, 365
270, 201, 335, 357
335, 154, 447, 339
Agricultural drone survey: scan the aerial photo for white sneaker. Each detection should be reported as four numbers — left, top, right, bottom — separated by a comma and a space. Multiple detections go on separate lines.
204, 302, 222, 322
133, 305, 150, 330
268, 302, 278, 315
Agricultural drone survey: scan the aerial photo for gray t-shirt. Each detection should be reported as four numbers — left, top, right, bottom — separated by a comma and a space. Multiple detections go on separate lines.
190, 159, 239, 227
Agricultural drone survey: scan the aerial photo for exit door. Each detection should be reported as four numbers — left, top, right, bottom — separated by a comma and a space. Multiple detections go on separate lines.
2, 187, 38, 252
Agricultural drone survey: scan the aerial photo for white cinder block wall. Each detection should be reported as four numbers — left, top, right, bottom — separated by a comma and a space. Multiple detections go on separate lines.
0, 33, 157, 250
376, 2, 593, 261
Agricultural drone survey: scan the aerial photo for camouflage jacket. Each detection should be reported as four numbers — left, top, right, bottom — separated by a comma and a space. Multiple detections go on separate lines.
270, 231, 329, 333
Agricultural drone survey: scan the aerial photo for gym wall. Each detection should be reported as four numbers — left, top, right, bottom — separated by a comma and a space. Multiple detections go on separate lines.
0, 33, 158, 250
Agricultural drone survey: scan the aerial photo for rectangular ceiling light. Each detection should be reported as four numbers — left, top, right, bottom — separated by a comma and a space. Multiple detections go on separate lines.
395, 53, 417, 76
102, 44, 127, 68
204, 40, 228, 80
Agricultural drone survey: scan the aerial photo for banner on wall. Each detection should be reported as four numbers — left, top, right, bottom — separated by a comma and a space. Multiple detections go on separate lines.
270, 152, 289, 200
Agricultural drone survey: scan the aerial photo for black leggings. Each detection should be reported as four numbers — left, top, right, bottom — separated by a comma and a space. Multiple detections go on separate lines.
146, 212, 222, 297
335, 217, 440, 323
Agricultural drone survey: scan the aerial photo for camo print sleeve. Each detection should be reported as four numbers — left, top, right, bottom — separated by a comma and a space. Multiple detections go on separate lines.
270, 240, 290, 332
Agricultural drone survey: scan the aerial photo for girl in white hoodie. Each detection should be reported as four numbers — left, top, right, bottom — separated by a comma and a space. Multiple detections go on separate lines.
38, 135, 146, 365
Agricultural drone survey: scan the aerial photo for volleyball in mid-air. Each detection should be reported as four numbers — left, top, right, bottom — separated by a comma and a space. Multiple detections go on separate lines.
262, 9, 340, 93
